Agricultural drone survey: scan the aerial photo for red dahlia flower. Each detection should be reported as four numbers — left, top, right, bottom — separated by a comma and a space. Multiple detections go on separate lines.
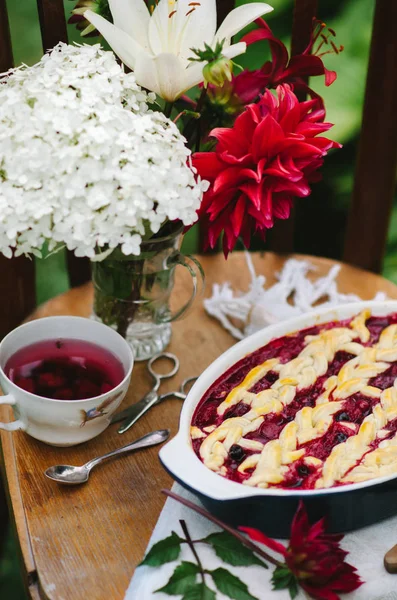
240, 502, 363, 600
232, 18, 342, 106
192, 84, 341, 256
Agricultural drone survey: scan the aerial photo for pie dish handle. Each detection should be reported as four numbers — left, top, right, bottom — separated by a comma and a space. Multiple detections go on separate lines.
159, 434, 183, 473
159, 433, 198, 484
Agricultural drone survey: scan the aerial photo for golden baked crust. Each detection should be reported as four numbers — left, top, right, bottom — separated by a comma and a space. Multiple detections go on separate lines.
191, 310, 397, 490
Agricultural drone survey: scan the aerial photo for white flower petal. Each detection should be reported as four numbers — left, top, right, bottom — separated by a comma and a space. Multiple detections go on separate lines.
134, 52, 189, 101
183, 60, 208, 91
222, 41, 247, 60
148, 0, 170, 55
215, 2, 274, 45
109, 0, 150, 52
84, 10, 142, 69
147, 0, 217, 59
173, 0, 217, 61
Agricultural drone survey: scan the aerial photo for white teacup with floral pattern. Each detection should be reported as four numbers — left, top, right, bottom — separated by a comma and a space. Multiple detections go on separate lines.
0, 317, 133, 446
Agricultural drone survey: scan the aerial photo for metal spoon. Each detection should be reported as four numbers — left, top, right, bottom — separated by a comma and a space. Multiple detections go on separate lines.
44, 429, 170, 485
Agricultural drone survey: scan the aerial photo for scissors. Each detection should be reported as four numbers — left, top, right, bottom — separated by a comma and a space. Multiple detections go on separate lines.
111, 352, 198, 434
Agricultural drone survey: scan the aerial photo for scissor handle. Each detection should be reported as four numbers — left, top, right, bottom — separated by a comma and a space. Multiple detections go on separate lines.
156, 376, 199, 404
147, 352, 180, 387
180, 377, 198, 396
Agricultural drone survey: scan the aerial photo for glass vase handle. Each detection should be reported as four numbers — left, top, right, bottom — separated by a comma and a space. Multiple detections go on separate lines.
165, 253, 205, 322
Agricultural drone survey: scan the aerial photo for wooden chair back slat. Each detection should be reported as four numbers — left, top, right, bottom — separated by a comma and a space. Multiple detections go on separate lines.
36, 0, 68, 50
0, 0, 37, 340
0, 0, 13, 72
343, 0, 397, 273
35, 1, 91, 292
216, 0, 231, 27
0, 257, 36, 339
67, 252, 92, 288
267, 0, 317, 254
0, 1, 91, 341
290, 0, 318, 57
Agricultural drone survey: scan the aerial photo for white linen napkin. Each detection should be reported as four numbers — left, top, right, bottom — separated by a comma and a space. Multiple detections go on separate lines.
126, 257, 396, 600
126, 483, 397, 600
204, 254, 387, 340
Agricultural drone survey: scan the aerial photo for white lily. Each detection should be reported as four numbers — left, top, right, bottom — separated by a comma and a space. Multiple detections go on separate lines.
85, 0, 273, 102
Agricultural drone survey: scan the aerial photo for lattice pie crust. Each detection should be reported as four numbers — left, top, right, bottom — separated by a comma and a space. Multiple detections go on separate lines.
191, 310, 397, 490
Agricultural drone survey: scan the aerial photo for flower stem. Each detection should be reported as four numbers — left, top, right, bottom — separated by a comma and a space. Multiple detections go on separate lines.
173, 111, 186, 124
195, 86, 208, 114
180, 520, 206, 585
183, 86, 208, 149
162, 489, 284, 568
164, 101, 174, 118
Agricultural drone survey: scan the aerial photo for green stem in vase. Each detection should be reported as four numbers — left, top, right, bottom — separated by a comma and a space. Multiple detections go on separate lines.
116, 261, 144, 339
92, 222, 184, 343
92, 253, 145, 340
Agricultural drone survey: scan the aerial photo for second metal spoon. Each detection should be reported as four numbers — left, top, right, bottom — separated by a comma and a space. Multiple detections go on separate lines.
45, 429, 170, 485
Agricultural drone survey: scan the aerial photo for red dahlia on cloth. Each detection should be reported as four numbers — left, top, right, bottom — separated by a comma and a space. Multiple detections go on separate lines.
240, 502, 363, 600
192, 84, 341, 256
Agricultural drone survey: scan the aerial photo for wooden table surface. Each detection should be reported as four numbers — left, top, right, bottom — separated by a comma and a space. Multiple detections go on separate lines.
2, 252, 397, 600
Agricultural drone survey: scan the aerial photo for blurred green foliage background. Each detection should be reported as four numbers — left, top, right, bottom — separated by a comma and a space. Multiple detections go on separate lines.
1, 0, 396, 596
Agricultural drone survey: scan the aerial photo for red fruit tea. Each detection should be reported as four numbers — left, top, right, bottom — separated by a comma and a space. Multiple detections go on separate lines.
5, 339, 124, 400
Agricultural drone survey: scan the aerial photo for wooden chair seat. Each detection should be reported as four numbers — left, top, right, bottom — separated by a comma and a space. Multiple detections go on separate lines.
1, 251, 397, 600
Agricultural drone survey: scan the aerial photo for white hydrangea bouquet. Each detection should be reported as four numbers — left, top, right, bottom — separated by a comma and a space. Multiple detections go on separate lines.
0, 43, 206, 260
0, 43, 210, 358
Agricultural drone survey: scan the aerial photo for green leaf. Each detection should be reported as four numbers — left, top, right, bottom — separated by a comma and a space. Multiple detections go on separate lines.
287, 578, 299, 600
272, 566, 291, 586
210, 568, 259, 600
139, 532, 183, 567
156, 562, 200, 595
271, 566, 299, 600
182, 583, 217, 600
205, 532, 267, 568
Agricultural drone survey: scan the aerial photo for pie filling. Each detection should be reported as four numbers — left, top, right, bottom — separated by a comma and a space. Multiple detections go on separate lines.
190, 310, 397, 490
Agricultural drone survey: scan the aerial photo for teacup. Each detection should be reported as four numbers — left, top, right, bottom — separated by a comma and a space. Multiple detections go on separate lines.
0, 316, 134, 446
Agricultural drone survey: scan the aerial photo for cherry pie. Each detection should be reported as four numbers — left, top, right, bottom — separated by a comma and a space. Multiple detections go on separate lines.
191, 310, 397, 490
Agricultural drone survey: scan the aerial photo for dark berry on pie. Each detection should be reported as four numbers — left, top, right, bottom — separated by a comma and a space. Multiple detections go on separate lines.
229, 445, 245, 462
335, 412, 349, 422
297, 464, 310, 477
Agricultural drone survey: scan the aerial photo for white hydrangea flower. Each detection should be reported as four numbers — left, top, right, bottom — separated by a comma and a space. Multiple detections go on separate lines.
0, 43, 207, 259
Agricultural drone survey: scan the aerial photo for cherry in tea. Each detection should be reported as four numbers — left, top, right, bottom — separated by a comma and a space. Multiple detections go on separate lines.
5, 339, 125, 400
